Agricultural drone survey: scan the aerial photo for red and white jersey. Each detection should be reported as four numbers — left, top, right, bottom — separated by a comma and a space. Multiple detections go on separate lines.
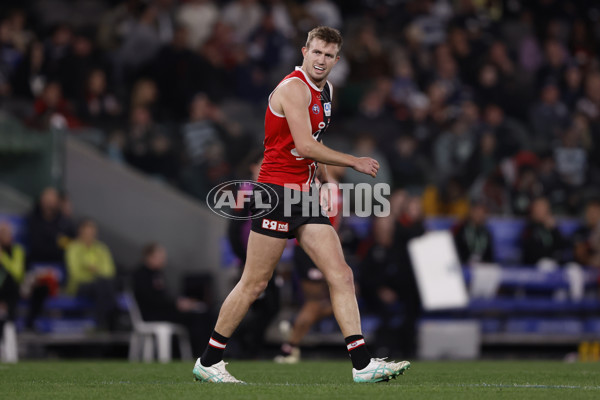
258, 66, 332, 191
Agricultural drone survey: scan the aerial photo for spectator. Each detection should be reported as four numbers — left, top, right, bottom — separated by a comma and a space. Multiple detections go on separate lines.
452, 201, 495, 264
129, 78, 159, 114
346, 23, 392, 83
0, 16, 24, 97
465, 130, 498, 186
65, 219, 117, 330
510, 163, 543, 217
246, 14, 289, 73
358, 214, 399, 357
42, 24, 72, 79
96, 0, 143, 52
536, 152, 566, 213
448, 26, 479, 87
176, 0, 219, 50
568, 19, 595, 68
386, 134, 429, 193
530, 82, 569, 152
391, 195, 425, 358
390, 60, 420, 112
11, 40, 48, 100
180, 94, 232, 198
520, 197, 569, 266
26, 187, 75, 265
29, 81, 82, 130
573, 199, 600, 268
482, 104, 526, 161
106, 129, 127, 164
268, 0, 295, 39
3, 8, 34, 53
0, 221, 25, 327
431, 44, 462, 104
576, 72, 600, 124
115, 3, 162, 83
77, 68, 122, 131
58, 31, 106, 101
423, 175, 470, 218
561, 65, 583, 111
144, 133, 180, 183
132, 243, 211, 355
536, 39, 568, 91
221, 0, 264, 44
152, 26, 198, 121
24, 187, 75, 330
153, 0, 177, 45
304, 0, 342, 29
343, 134, 392, 189
232, 45, 271, 103
403, 92, 439, 163
554, 125, 588, 214
433, 117, 476, 183
348, 86, 397, 146
123, 106, 161, 173
475, 64, 508, 110
359, 193, 424, 358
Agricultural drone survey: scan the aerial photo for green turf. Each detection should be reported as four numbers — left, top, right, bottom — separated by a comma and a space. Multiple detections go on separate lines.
1, 360, 599, 400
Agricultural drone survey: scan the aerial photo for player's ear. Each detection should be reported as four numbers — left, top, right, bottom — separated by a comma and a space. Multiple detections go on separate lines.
302, 46, 309, 58
334, 55, 340, 65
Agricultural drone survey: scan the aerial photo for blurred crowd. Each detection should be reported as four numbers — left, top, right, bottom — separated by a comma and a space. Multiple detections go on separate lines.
1, 186, 212, 357
1, 0, 600, 216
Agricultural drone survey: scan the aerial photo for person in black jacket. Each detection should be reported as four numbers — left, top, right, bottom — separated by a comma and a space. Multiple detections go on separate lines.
359, 194, 425, 358
132, 243, 211, 355
23, 187, 76, 330
521, 196, 569, 265
452, 200, 495, 264
26, 187, 76, 265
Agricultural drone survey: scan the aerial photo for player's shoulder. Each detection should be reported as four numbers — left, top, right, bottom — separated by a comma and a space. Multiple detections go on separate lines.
274, 77, 311, 102
279, 76, 310, 92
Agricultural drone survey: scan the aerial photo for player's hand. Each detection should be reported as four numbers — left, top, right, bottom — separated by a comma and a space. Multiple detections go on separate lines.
320, 182, 334, 212
353, 157, 379, 178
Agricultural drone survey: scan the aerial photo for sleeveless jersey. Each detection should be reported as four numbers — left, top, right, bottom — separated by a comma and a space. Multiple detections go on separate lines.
258, 66, 332, 190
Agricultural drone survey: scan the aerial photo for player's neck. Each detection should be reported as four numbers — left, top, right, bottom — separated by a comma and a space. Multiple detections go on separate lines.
300, 65, 326, 89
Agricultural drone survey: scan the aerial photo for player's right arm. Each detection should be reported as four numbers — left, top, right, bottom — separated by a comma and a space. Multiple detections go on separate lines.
272, 79, 379, 178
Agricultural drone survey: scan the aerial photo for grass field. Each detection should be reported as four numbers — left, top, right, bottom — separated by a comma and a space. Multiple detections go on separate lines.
1, 360, 600, 399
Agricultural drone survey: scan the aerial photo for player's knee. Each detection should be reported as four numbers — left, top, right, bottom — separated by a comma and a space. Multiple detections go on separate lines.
327, 265, 354, 290
242, 279, 270, 300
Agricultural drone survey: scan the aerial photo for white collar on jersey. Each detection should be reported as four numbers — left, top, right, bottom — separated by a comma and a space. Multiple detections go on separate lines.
295, 66, 325, 92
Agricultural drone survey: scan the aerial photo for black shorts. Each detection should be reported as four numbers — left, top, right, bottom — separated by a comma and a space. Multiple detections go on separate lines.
293, 245, 325, 282
250, 183, 331, 239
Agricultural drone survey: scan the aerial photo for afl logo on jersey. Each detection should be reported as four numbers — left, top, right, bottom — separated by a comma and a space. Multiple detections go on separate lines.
312, 104, 320, 114
324, 102, 331, 117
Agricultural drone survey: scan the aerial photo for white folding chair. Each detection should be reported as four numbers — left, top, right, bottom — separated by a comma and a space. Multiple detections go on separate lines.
124, 292, 193, 363
0, 322, 18, 363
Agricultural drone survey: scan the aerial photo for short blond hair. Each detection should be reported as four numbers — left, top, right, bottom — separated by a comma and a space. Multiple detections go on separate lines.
305, 26, 343, 53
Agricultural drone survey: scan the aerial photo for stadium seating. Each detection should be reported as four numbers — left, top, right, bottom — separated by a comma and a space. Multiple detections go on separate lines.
234, 216, 599, 349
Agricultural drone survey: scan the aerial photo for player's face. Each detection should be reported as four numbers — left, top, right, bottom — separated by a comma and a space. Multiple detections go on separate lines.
302, 39, 340, 86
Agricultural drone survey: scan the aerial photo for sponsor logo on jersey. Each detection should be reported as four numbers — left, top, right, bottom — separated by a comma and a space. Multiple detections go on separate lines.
324, 102, 331, 116
261, 218, 289, 232
312, 104, 320, 114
